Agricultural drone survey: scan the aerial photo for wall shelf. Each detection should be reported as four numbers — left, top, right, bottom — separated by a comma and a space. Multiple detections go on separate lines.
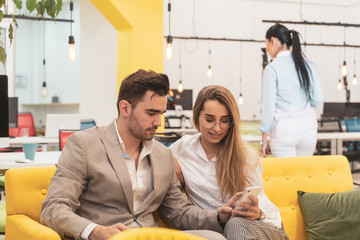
21, 103, 80, 128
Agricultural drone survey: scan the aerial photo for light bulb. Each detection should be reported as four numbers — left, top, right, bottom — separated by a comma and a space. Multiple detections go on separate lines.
68, 35, 77, 61
207, 65, 212, 77
342, 61, 348, 77
169, 89, 174, 97
238, 93, 243, 105
166, 35, 173, 60
337, 79, 342, 90
41, 81, 48, 98
178, 80, 183, 93
353, 75, 358, 85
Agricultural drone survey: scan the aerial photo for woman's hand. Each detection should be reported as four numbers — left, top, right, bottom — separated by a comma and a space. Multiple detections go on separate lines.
261, 133, 270, 158
232, 194, 261, 221
261, 143, 269, 158
174, 158, 185, 187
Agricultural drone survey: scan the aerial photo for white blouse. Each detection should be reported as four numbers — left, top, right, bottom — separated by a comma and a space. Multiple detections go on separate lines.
170, 133, 282, 228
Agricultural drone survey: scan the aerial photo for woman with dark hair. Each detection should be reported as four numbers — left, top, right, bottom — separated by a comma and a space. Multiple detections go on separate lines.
170, 85, 288, 240
260, 23, 323, 158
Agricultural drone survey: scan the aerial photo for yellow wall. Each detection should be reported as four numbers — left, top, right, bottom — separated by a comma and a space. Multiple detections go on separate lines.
89, 0, 164, 87
89, 0, 165, 131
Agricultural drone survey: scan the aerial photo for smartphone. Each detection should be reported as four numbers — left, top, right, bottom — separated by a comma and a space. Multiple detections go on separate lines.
233, 186, 262, 212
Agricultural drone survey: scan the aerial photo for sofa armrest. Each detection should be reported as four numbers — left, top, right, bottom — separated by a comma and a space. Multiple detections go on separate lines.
6, 214, 61, 240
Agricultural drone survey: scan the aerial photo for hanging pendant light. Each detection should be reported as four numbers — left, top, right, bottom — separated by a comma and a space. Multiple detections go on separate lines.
68, 0, 77, 61
41, 81, 48, 98
207, 42, 212, 77
166, 35, 173, 60
178, 80, 184, 93
207, 65, 212, 77
353, 75, 358, 85
177, 42, 184, 93
353, 49, 358, 86
337, 79, 343, 90
41, 23, 47, 98
165, 0, 173, 60
342, 61, 347, 77
238, 93, 243, 105
238, 43, 244, 105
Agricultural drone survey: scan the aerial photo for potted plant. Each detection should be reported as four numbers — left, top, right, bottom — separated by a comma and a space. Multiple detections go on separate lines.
0, 0, 63, 65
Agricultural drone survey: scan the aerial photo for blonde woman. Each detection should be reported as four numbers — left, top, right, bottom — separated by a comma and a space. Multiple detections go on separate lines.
170, 86, 288, 240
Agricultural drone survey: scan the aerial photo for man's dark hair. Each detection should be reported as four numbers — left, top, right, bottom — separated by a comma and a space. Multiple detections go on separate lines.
117, 69, 170, 115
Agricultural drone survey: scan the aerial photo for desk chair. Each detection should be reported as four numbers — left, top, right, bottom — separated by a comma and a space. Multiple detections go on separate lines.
80, 119, 96, 130
59, 129, 80, 151
154, 132, 182, 147
9, 112, 36, 137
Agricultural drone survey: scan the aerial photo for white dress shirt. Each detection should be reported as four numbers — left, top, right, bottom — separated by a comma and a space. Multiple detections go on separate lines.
80, 120, 154, 239
170, 133, 282, 228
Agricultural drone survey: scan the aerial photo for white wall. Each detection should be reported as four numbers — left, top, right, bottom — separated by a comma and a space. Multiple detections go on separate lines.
79, 0, 118, 126
11, 0, 117, 128
164, 0, 360, 120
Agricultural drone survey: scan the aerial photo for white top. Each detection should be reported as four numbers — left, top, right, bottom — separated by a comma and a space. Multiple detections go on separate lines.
81, 120, 154, 239
170, 133, 282, 228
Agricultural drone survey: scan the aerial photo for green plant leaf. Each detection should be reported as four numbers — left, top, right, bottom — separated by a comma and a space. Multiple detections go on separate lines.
0, 10, 3, 22
36, 1, 45, 17
12, 0, 22, 9
0, 46, 6, 66
8, 24, 13, 45
45, 0, 56, 19
56, 0, 62, 16
11, 14, 18, 28
0, 0, 5, 9
26, 0, 36, 13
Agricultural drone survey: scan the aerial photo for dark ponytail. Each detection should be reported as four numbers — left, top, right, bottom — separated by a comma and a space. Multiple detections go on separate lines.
266, 24, 311, 100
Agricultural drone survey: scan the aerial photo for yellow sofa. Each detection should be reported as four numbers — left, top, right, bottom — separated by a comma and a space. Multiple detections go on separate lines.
5, 155, 354, 240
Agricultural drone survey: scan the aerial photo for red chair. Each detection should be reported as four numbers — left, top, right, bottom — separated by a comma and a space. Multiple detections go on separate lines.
8, 112, 36, 137
59, 129, 79, 151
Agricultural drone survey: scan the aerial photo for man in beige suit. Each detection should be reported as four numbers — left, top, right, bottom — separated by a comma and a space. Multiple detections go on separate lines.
41, 69, 240, 240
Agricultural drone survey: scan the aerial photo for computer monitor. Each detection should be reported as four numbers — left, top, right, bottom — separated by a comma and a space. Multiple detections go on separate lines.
322, 102, 360, 119
8, 97, 18, 128
0, 75, 9, 147
45, 114, 81, 138
322, 102, 345, 119
167, 89, 193, 111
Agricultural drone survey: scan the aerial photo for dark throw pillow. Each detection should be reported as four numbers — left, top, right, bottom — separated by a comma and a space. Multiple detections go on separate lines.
298, 189, 360, 240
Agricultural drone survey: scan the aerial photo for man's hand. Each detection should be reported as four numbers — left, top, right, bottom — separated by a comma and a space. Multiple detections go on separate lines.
232, 195, 261, 220
88, 223, 128, 240
217, 192, 242, 223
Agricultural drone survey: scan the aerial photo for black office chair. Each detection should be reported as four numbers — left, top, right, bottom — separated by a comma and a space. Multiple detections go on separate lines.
154, 132, 182, 146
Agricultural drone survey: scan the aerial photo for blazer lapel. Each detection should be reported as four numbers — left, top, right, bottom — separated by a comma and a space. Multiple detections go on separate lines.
100, 121, 134, 213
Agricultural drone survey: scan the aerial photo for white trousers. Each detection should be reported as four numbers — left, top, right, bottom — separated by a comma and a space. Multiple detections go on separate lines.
270, 129, 317, 157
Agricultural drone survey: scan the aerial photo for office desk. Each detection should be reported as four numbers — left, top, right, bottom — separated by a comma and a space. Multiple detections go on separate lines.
9, 136, 59, 151
163, 128, 199, 135
0, 151, 61, 171
317, 132, 360, 155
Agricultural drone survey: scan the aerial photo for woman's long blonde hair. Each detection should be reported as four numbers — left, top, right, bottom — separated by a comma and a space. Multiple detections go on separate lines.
193, 85, 248, 200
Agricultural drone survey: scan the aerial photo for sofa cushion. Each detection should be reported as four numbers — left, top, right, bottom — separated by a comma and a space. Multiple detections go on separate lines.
298, 189, 360, 240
